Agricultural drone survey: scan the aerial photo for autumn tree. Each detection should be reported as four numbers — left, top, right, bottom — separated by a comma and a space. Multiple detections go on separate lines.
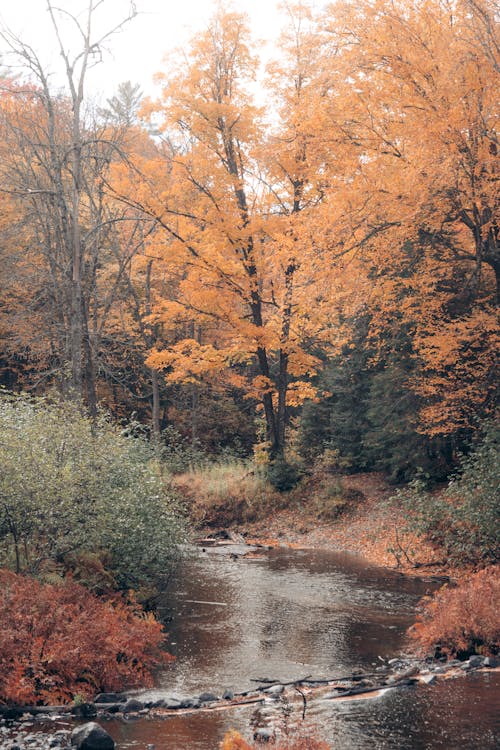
0, 0, 138, 412
112, 4, 353, 459
315, 0, 499, 438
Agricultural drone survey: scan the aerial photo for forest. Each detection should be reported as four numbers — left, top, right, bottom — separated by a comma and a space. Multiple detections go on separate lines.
0, 0, 498, 742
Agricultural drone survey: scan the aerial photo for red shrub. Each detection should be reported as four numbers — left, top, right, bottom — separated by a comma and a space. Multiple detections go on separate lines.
410, 566, 500, 658
0, 570, 172, 705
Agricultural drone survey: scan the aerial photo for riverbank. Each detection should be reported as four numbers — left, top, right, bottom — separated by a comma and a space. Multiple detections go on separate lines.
194, 472, 458, 579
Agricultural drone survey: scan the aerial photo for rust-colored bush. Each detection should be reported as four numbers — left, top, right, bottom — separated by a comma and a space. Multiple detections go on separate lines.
410, 566, 500, 658
221, 730, 331, 750
0, 570, 172, 705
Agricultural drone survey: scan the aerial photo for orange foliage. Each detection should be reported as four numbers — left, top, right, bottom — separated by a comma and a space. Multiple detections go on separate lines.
221, 730, 331, 750
0, 570, 171, 705
0, 0, 498, 446
410, 567, 500, 658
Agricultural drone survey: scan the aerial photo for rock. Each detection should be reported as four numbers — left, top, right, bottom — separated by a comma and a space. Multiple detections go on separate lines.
264, 685, 284, 696
71, 704, 96, 719
468, 655, 484, 668
121, 699, 144, 713
222, 690, 234, 700
253, 728, 274, 743
178, 698, 200, 709
484, 656, 500, 668
198, 692, 218, 703
71, 722, 115, 750
421, 674, 437, 685
163, 699, 181, 710
93, 694, 126, 704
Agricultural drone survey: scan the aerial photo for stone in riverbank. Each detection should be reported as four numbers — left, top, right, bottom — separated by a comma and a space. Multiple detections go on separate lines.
70, 723, 114, 750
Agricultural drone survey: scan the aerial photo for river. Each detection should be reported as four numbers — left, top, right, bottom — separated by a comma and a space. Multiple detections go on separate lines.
105, 546, 499, 749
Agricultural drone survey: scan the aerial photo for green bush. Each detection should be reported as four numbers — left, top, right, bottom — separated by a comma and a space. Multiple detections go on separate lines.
391, 422, 499, 565
0, 392, 186, 590
266, 456, 302, 492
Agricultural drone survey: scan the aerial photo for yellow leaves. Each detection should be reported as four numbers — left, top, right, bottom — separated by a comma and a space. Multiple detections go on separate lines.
147, 339, 254, 386
286, 380, 319, 406
413, 308, 499, 435
147, 340, 227, 383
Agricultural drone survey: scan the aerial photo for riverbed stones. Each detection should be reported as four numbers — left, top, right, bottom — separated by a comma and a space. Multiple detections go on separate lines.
198, 692, 218, 703
253, 728, 274, 743
121, 699, 144, 713
70, 723, 114, 750
484, 656, 500, 668
467, 655, 485, 668
163, 698, 181, 709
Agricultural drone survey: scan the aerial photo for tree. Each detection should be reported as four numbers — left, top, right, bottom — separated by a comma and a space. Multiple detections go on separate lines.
316, 0, 499, 437
0, 0, 138, 411
98, 80, 144, 127
113, 3, 344, 459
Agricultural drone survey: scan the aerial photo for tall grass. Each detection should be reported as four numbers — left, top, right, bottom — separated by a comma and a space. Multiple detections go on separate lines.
173, 459, 281, 527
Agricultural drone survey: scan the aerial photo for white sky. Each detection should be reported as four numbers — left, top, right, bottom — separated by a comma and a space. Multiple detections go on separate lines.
0, 0, 287, 99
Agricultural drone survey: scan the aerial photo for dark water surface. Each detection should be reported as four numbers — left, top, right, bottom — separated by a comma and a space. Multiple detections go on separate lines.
106, 547, 499, 749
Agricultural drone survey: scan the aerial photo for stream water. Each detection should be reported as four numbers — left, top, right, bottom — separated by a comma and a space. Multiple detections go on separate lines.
104, 547, 499, 749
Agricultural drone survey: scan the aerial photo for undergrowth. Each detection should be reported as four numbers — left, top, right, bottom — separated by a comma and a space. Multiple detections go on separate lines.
174, 459, 364, 529
0, 570, 171, 705
410, 567, 500, 659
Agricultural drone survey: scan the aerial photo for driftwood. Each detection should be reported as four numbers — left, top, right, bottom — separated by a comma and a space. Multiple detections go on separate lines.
151, 696, 265, 716
323, 678, 417, 700
251, 670, 388, 687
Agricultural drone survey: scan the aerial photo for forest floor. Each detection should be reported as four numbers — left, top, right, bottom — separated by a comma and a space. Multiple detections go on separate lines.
231, 473, 457, 580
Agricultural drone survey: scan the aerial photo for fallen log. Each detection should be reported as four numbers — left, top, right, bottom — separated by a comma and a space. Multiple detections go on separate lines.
322, 678, 418, 701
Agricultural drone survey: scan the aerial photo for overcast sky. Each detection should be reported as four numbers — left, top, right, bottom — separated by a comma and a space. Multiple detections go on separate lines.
0, 0, 287, 99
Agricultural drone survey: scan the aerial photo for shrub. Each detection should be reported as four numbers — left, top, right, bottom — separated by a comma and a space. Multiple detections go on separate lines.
221, 730, 331, 750
390, 422, 499, 565
0, 392, 186, 590
306, 473, 364, 521
410, 567, 500, 658
0, 570, 172, 705
267, 457, 302, 492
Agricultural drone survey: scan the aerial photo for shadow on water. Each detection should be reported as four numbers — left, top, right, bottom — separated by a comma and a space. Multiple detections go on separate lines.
104, 547, 499, 749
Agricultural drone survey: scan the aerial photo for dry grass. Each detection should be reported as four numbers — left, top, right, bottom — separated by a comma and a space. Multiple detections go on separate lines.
173, 460, 284, 528
174, 460, 365, 530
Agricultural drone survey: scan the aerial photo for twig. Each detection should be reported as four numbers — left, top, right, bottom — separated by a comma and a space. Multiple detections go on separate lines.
294, 686, 307, 720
